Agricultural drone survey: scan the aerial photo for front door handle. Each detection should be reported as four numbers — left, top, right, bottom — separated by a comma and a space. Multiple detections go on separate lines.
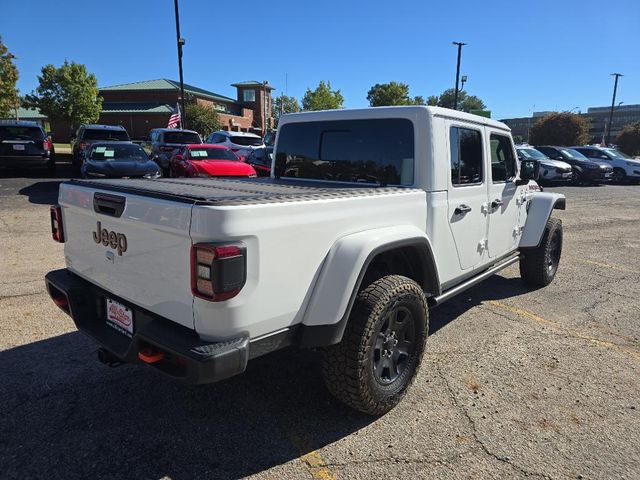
454, 204, 472, 215
491, 199, 503, 209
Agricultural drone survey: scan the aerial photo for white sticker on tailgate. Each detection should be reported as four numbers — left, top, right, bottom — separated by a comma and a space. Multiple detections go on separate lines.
106, 298, 134, 337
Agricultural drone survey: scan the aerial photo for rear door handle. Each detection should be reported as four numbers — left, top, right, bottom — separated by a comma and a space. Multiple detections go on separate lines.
491, 199, 503, 209
454, 204, 472, 215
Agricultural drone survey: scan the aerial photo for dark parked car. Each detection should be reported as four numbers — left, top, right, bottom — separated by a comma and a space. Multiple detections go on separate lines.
142, 128, 202, 174
0, 120, 55, 173
572, 146, 640, 184
71, 124, 130, 169
81, 142, 161, 179
535, 146, 612, 184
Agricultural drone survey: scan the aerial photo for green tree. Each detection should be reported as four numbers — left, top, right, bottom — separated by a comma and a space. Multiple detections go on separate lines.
302, 81, 344, 111
24, 61, 101, 129
428, 88, 486, 112
529, 112, 590, 146
366, 82, 425, 107
615, 122, 640, 157
185, 103, 221, 137
272, 94, 300, 126
0, 36, 20, 118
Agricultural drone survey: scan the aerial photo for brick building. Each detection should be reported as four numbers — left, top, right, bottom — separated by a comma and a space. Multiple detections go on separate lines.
46, 78, 274, 142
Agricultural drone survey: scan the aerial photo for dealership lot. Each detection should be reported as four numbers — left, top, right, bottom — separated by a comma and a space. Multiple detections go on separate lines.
1, 167, 639, 479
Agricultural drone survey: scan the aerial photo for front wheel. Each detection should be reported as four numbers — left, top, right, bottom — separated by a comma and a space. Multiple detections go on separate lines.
520, 217, 563, 286
612, 168, 626, 184
321, 275, 428, 415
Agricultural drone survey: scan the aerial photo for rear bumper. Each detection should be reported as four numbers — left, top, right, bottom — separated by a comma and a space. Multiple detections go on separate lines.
0, 155, 50, 168
45, 268, 249, 384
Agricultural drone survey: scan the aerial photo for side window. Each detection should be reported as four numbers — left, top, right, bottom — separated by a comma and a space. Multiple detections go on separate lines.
490, 134, 516, 182
450, 127, 483, 186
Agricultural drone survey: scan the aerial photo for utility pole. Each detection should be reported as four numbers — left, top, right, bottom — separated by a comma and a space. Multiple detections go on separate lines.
452, 42, 466, 110
173, 0, 186, 128
606, 73, 623, 146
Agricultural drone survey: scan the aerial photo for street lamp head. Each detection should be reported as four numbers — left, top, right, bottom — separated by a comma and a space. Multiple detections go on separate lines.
461, 75, 468, 82
452, 41, 467, 46
610, 72, 623, 77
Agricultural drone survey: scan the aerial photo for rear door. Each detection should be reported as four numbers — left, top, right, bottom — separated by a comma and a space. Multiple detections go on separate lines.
59, 182, 196, 329
486, 130, 521, 258
446, 123, 490, 270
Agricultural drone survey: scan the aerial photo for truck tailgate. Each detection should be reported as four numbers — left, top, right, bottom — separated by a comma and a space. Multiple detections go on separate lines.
59, 182, 195, 329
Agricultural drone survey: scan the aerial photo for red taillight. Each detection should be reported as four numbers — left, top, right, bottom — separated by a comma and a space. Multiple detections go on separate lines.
43, 138, 52, 152
50, 205, 65, 242
191, 243, 246, 301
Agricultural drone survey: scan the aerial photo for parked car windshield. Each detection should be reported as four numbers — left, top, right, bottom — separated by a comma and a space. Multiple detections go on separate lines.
89, 144, 148, 161
275, 118, 414, 185
164, 131, 201, 144
0, 126, 45, 141
83, 129, 129, 141
517, 148, 547, 160
603, 148, 632, 159
559, 148, 589, 160
230, 136, 263, 146
188, 148, 237, 160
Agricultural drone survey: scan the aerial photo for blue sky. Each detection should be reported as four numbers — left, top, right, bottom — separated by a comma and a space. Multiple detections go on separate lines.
2, 0, 638, 119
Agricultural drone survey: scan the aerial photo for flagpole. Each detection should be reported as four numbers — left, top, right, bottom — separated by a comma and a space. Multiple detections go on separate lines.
174, 0, 186, 129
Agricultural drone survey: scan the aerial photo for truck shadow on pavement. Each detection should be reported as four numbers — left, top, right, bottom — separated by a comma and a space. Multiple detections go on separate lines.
0, 274, 534, 479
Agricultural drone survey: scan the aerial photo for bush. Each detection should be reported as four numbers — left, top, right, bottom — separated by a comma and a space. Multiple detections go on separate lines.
529, 112, 589, 146
615, 122, 640, 157
185, 103, 221, 138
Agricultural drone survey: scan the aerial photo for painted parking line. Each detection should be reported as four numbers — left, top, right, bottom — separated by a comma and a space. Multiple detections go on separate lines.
487, 300, 640, 361
578, 259, 640, 275
288, 432, 337, 480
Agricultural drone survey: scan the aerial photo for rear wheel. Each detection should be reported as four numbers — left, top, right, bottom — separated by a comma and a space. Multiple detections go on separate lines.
321, 275, 428, 415
520, 217, 562, 286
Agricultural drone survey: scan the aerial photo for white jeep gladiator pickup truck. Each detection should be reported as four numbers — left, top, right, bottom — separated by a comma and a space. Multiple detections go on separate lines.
46, 106, 565, 415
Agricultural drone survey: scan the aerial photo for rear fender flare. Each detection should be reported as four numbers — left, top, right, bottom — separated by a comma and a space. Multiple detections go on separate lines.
298, 225, 439, 348
520, 192, 566, 248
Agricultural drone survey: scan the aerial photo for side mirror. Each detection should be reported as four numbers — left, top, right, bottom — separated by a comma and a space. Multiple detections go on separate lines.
174, 154, 183, 161
516, 159, 540, 185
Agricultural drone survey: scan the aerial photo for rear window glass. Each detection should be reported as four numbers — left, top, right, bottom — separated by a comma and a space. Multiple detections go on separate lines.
230, 136, 263, 147
188, 148, 237, 160
0, 126, 45, 141
89, 144, 147, 161
164, 131, 201, 144
82, 129, 129, 141
275, 119, 414, 185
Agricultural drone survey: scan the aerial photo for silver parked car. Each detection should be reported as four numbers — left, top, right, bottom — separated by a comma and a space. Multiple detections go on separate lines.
516, 146, 572, 184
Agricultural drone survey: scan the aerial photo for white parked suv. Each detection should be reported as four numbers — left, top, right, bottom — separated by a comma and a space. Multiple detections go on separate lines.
205, 130, 264, 159
572, 146, 640, 183
46, 107, 565, 415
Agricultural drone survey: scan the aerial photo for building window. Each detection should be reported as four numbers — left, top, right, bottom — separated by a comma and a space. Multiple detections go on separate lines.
243, 90, 256, 102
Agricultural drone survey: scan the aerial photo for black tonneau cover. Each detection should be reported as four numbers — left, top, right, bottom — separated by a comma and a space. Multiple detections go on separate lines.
69, 177, 413, 206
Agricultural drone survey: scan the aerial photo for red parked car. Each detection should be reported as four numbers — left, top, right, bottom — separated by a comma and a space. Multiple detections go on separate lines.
169, 144, 257, 178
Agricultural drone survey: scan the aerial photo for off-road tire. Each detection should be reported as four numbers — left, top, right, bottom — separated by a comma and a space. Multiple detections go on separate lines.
520, 217, 563, 286
321, 275, 428, 415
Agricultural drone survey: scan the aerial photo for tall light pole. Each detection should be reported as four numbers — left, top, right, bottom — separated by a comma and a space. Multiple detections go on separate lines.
452, 42, 467, 110
174, 0, 186, 128
606, 73, 623, 146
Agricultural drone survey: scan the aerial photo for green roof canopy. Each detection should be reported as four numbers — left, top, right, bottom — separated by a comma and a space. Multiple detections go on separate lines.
101, 79, 237, 103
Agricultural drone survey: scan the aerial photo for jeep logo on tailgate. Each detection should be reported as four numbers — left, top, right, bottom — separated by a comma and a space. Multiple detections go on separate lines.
92, 221, 128, 256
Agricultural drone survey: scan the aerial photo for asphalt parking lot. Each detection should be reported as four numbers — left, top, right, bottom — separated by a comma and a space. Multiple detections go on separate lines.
1, 164, 639, 480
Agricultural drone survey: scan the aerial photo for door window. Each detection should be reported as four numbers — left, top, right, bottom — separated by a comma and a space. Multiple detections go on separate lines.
490, 134, 516, 182
450, 127, 483, 186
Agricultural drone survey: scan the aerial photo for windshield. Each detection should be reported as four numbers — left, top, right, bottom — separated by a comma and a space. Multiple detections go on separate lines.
188, 147, 237, 161
517, 148, 547, 160
164, 131, 201, 144
559, 148, 589, 160
275, 118, 415, 185
89, 144, 148, 161
83, 129, 129, 141
230, 136, 263, 146
0, 126, 45, 141
604, 148, 632, 159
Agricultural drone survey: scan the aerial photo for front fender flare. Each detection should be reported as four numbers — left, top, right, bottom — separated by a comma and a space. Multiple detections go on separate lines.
298, 225, 438, 348
520, 192, 566, 248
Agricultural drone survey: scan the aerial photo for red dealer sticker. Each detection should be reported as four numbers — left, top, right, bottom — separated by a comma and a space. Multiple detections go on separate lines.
106, 298, 134, 337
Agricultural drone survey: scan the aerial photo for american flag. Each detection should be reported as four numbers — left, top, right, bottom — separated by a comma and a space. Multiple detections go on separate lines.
167, 103, 181, 129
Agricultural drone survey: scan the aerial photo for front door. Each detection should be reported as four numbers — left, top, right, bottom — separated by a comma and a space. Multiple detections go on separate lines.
447, 124, 489, 271
486, 130, 521, 258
